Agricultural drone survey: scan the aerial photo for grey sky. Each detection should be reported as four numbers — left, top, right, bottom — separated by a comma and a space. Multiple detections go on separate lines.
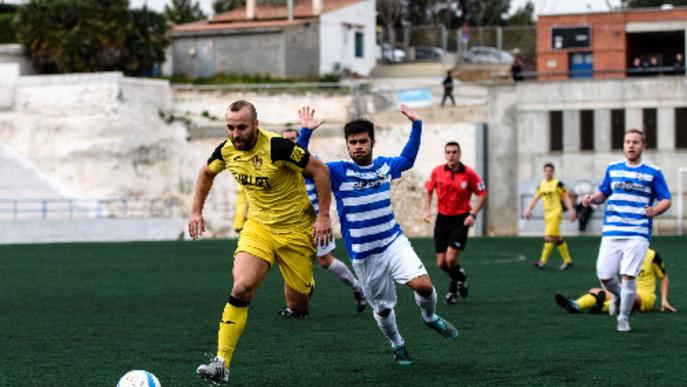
5, 0, 622, 17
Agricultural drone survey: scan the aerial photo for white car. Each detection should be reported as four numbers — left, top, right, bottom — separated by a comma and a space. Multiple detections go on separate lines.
376, 43, 406, 63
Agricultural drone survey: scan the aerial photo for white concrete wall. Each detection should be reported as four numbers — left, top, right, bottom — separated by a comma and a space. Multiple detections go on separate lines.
0, 72, 189, 203
490, 77, 687, 235
319, 0, 376, 76
0, 218, 185, 244
0, 44, 34, 75
0, 63, 19, 110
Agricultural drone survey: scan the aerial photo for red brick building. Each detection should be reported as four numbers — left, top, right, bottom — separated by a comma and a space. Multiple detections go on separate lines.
537, 7, 687, 80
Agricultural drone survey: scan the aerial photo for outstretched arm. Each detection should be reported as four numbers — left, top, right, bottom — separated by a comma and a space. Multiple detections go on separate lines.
394, 104, 422, 173
297, 106, 323, 149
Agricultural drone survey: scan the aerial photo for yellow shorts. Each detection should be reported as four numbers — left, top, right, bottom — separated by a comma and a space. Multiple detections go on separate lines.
544, 214, 562, 237
236, 219, 316, 295
638, 289, 656, 312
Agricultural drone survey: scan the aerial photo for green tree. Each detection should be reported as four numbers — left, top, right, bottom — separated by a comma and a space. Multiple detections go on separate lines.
0, 3, 18, 43
405, 0, 511, 28
165, 0, 206, 24
506, 0, 534, 25
122, 8, 170, 75
15, 0, 169, 75
16, 0, 130, 73
628, 0, 687, 7
212, 0, 245, 14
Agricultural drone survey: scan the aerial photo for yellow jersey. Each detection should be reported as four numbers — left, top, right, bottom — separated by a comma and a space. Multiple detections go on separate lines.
207, 129, 315, 232
535, 178, 567, 216
637, 249, 666, 295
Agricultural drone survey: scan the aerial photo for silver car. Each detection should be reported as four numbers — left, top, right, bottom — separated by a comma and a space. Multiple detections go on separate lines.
462, 46, 514, 64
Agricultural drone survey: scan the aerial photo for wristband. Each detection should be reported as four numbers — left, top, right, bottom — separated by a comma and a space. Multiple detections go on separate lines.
469, 213, 477, 219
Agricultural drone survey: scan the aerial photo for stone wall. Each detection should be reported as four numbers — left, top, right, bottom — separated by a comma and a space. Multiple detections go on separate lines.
0, 72, 189, 216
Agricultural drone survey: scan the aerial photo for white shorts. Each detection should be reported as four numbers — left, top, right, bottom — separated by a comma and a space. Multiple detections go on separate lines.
352, 235, 428, 313
317, 238, 336, 257
596, 237, 649, 279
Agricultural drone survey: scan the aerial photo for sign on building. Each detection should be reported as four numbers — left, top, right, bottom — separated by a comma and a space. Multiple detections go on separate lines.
552, 26, 591, 49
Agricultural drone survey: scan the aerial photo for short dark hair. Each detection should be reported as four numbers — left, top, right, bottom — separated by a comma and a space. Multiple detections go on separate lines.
543, 163, 555, 170
227, 100, 257, 120
445, 141, 460, 151
344, 119, 374, 141
625, 128, 646, 143
282, 128, 299, 136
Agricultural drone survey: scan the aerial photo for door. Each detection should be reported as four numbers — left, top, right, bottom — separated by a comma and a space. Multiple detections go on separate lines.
197, 39, 215, 78
569, 52, 593, 78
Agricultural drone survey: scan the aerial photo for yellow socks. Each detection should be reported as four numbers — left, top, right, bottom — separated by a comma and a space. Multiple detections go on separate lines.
540, 242, 554, 264
217, 296, 250, 368
575, 293, 596, 310
557, 241, 573, 264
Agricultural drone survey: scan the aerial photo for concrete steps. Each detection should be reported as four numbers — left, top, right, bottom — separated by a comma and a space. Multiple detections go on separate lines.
371, 61, 454, 78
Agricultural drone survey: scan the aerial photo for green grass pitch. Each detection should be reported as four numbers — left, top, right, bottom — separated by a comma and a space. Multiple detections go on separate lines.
1, 236, 685, 386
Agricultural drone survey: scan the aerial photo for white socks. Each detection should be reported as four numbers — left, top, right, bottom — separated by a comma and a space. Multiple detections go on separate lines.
619, 278, 637, 320
601, 277, 621, 299
327, 258, 362, 293
373, 309, 404, 347
414, 288, 437, 323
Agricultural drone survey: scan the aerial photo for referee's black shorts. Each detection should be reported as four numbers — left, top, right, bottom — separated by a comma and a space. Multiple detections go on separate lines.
434, 213, 470, 253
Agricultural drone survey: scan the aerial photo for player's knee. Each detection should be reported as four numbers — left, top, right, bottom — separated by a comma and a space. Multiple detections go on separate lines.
318, 254, 333, 268
409, 275, 433, 295
231, 282, 257, 301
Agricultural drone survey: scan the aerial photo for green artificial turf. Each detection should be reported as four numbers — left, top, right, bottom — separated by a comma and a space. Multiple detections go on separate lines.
1, 237, 685, 386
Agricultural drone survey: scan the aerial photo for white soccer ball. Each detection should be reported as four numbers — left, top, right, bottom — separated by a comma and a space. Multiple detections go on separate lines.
117, 370, 162, 387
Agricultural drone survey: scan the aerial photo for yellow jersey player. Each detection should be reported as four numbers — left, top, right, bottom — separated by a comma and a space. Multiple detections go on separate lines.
524, 163, 576, 270
188, 100, 333, 384
554, 249, 677, 314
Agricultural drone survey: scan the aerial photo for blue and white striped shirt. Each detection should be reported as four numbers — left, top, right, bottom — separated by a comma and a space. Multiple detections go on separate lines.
599, 160, 671, 240
327, 120, 422, 260
296, 128, 319, 213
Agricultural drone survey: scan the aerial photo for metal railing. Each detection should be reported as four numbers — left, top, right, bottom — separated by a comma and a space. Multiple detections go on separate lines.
515, 66, 686, 81
0, 198, 175, 221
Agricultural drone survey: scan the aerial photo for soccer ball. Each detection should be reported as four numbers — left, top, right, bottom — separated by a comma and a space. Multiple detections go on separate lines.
117, 370, 162, 387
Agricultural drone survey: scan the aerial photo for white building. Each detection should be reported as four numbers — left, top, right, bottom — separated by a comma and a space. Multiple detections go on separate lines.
170, 0, 376, 79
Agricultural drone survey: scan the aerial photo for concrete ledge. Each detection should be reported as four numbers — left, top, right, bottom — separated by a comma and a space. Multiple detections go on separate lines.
0, 218, 186, 244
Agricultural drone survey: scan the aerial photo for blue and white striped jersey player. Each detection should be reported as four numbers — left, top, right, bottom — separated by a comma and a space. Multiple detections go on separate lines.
298, 104, 459, 366
582, 128, 671, 333
281, 126, 366, 315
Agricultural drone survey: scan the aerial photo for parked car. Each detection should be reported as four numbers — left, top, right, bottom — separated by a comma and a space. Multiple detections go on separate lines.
461, 46, 514, 64
411, 46, 445, 60
375, 43, 406, 63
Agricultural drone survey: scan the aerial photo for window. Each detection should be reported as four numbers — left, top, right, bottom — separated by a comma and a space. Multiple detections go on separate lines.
550, 111, 563, 151
611, 109, 625, 150
580, 110, 594, 150
642, 108, 657, 149
354, 31, 364, 58
676, 107, 687, 149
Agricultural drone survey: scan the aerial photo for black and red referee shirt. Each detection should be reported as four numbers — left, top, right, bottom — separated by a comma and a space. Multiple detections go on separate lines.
425, 163, 486, 216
